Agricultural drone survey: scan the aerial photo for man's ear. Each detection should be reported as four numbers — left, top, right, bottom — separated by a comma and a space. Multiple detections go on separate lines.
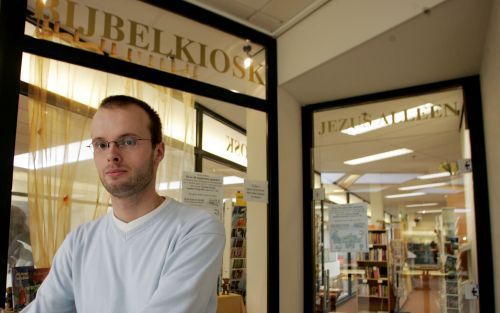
154, 142, 165, 164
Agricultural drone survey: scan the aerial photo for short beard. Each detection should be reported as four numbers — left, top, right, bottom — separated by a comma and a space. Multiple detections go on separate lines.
101, 156, 155, 198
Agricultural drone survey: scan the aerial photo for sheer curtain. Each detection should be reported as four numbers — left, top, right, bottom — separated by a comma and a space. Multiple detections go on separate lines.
23, 53, 195, 268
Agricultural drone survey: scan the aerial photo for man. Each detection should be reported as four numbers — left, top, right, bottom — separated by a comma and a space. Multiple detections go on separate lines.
22, 95, 225, 313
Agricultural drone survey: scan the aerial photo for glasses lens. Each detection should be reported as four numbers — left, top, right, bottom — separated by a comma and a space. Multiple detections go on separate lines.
93, 140, 108, 151
118, 136, 137, 149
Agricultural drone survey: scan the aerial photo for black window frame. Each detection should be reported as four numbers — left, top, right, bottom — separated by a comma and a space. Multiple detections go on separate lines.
0, 1, 279, 312
301, 76, 494, 313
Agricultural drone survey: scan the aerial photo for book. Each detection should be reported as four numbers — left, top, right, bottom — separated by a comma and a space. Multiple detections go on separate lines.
11, 266, 50, 311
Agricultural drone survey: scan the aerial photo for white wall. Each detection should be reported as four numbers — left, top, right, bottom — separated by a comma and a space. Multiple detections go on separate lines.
278, 88, 303, 313
480, 0, 500, 311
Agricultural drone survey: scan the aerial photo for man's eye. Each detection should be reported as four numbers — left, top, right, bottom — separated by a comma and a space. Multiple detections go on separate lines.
95, 142, 108, 150
122, 137, 136, 146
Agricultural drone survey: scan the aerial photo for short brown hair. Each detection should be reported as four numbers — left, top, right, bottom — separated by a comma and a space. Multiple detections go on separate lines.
99, 95, 163, 145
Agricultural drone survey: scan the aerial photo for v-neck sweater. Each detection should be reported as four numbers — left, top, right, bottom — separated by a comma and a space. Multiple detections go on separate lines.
22, 199, 225, 313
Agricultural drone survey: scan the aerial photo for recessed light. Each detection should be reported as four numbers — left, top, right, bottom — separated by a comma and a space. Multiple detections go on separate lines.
344, 148, 413, 165
385, 192, 426, 199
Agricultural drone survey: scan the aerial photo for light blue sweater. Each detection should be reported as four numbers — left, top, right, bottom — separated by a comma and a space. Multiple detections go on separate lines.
22, 199, 225, 313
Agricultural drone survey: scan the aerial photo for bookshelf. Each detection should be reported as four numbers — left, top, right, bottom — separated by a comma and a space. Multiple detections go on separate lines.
229, 191, 247, 298
357, 229, 394, 313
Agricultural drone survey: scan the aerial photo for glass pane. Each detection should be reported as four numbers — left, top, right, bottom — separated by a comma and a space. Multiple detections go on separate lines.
7, 53, 268, 312
312, 87, 480, 313
25, 0, 267, 99
197, 96, 269, 312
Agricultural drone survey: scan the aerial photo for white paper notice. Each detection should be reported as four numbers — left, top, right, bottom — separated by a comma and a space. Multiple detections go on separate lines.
244, 180, 268, 203
328, 203, 368, 252
182, 171, 223, 217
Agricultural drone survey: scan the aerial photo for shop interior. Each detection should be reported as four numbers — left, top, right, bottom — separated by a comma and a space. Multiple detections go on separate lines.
311, 87, 479, 313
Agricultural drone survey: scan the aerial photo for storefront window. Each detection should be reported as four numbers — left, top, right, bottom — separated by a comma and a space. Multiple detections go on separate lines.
309, 87, 482, 313
6, 51, 269, 312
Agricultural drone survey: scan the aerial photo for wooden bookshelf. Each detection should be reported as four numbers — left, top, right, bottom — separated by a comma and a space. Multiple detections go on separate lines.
357, 229, 394, 313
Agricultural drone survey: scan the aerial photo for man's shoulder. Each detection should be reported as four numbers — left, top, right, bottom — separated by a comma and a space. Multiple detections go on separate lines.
163, 199, 224, 235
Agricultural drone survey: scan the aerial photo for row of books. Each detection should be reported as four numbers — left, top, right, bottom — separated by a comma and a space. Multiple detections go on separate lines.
358, 248, 387, 261
363, 266, 387, 279
358, 283, 390, 298
369, 233, 388, 245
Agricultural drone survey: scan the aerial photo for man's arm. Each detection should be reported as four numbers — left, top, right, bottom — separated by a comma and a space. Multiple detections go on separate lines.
140, 230, 225, 313
21, 235, 76, 313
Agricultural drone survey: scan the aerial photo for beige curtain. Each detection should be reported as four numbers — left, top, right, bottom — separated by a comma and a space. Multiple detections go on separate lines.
25, 53, 195, 267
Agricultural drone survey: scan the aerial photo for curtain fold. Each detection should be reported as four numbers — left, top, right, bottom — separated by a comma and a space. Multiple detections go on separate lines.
25, 53, 195, 267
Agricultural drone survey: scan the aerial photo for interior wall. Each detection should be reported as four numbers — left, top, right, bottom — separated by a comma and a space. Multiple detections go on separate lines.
277, 88, 303, 313
480, 0, 500, 310
246, 110, 268, 313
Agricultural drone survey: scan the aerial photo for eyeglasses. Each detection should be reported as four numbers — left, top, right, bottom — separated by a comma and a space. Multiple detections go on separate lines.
88, 136, 152, 152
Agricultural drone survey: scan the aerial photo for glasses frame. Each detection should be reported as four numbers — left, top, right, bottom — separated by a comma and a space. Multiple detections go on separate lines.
88, 136, 152, 153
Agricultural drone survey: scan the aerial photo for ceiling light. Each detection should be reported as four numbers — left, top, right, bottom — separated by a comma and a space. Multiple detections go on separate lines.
385, 192, 426, 199
344, 148, 413, 165
406, 203, 438, 208
342, 103, 440, 136
242, 40, 264, 69
243, 57, 253, 69
417, 172, 451, 180
398, 182, 447, 191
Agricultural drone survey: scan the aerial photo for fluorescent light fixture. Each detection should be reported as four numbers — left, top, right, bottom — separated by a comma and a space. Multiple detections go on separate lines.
417, 209, 442, 214
355, 173, 420, 185
399, 182, 447, 191
320, 172, 345, 184
385, 192, 425, 199
406, 203, 438, 208
417, 172, 451, 180
14, 139, 93, 169
344, 148, 413, 165
342, 103, 440, 136
223, 176, 244, 185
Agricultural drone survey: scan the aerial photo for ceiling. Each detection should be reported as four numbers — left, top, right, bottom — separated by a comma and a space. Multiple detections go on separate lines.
185, 0, 327, 35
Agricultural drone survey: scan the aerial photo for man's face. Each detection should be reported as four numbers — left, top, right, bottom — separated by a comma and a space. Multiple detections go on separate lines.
90, 104, 164, 198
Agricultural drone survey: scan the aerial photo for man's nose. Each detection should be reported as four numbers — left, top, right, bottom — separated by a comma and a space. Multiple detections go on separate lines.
106, 143, 122, 163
